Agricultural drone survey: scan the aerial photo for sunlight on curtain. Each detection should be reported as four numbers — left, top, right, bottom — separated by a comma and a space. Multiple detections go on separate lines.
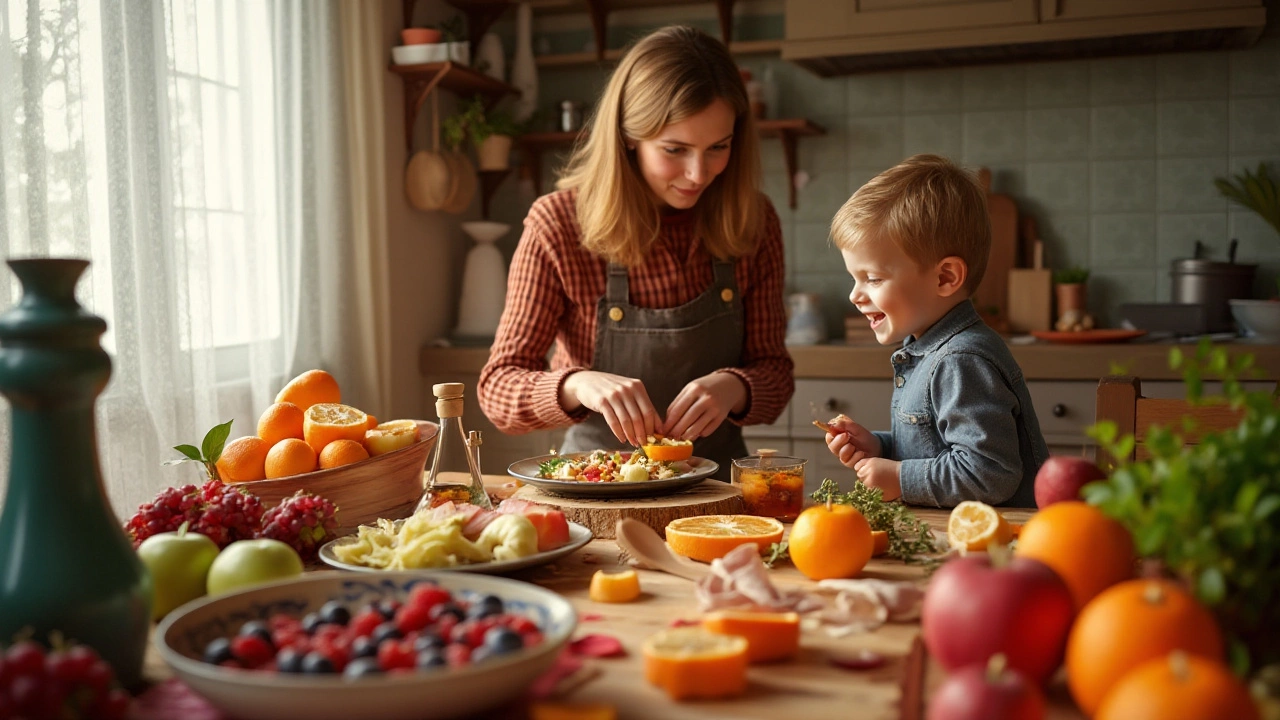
0, 0, 350, 518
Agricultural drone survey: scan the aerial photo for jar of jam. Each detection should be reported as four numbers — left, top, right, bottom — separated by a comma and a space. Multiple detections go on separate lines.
732, 449, 806, 522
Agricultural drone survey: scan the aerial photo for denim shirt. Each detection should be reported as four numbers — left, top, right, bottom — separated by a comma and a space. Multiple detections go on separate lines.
871, 300, 1048, 508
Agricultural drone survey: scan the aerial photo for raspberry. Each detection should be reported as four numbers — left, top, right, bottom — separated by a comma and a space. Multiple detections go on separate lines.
407, 584, 450, 613
376, 640, 415, 671
350, 610, 383, 639
124, 480, 262, 549
230, 636, 274, 668
394, 604, 431, 635
256, 491, 339, 561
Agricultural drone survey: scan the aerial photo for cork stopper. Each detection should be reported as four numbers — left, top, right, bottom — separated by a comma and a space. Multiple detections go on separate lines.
433, 382, 465, 418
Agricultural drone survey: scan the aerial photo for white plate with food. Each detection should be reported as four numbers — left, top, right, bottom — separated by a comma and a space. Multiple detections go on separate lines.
507, 449, 720, 498
317, 498, 593, 574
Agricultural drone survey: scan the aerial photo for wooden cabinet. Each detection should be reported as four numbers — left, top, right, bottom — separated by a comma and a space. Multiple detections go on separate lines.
787, 0, 1037, 42
1039, 0, 1260, 23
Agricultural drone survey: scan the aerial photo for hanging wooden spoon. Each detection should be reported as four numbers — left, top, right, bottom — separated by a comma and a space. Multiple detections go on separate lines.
615, 518, 708, 582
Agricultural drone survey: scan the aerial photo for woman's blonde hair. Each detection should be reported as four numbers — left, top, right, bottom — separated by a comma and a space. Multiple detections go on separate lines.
556, 26, 762, 266
830, 154, 991, 293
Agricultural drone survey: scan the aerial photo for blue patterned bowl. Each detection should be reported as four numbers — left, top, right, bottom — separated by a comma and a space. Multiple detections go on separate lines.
155, 571, 577, 720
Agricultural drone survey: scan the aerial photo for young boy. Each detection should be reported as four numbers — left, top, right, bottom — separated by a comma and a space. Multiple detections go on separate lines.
823, 154, 1048, 508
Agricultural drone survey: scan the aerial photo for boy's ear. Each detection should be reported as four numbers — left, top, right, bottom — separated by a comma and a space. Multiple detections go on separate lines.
934, 256, 968, 298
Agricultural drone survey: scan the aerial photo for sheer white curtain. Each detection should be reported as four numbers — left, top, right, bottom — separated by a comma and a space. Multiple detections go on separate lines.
0, 0, 377, 517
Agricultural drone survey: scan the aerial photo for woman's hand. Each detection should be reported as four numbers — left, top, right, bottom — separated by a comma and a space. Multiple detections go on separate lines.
560, 371, 661, 447
854, 458, 901, 501
825, 418, 882, 469
662, 372, 747, 442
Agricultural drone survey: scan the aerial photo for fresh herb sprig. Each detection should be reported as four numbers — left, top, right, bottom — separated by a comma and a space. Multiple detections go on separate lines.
763, 541, 788, 569
538, 456, 570, 477
1085, 341, 1279, 674
810, 479, 942, 562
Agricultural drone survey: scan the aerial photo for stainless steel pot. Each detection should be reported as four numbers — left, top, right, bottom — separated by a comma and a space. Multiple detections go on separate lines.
1170, 240, 1256, 332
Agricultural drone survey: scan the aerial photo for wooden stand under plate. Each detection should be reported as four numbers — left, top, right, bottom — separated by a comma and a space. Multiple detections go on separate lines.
511, 480, 744, 539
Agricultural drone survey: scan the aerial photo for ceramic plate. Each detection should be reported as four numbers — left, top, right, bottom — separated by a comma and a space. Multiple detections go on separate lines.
317, 521, 593, 574
1030, 329, 1147, 344
507, 452, 720, 498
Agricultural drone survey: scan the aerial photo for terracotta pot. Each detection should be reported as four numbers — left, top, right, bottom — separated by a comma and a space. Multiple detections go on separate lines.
401, 28, 441, 45
1055, 283, 1087, 315
477, 134, 513, 171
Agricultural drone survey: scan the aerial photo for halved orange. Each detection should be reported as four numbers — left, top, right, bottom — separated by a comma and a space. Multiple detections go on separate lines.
665, 515, 784, 563
302, 403, 369, 454
589, 569, 641, 603
947, 500, 1013, 551
701, 610, 800, 663
642, 436, 693, 462
642, 628, 748, 700
364, 419, 420, 456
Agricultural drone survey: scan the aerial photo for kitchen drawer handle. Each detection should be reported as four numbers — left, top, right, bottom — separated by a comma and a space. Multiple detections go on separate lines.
1052, 404, 1067, 418
823, 398, 839, 413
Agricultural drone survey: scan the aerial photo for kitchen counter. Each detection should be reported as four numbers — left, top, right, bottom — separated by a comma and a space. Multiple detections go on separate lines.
420, 341, 1280, 381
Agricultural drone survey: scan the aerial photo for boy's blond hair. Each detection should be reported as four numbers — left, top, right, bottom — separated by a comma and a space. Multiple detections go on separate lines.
830, 154, 990, 294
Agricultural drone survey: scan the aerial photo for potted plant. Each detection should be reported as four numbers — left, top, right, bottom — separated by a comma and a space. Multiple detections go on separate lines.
1051, 267, 1093, 332
1215, 163, 1280, 337
440, 16, 469, 65
444, 96, 520, 171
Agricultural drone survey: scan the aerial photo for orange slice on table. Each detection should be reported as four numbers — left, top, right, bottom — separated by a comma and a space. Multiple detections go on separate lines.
589, 569, 641, 603
947, 501, 1014, 552
302, 403, 369, 454
642, 627, 748, 700
701, 610, 800, 663
871, 529, 890, 556
665, 515, 784, 563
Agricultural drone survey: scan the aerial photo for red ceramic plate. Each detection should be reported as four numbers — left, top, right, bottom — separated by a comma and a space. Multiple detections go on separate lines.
1030, 329, 1147, 344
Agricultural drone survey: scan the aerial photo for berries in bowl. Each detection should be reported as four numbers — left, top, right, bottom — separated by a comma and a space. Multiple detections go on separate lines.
155, 571, 576, 720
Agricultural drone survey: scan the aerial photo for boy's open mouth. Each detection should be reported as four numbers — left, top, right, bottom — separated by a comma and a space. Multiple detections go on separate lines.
866, 312, 886, 329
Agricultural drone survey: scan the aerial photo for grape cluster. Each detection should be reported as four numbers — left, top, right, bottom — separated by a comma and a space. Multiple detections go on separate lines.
124, 480, 264, 549
0, 640, 132, 720
257, 491, 340, 561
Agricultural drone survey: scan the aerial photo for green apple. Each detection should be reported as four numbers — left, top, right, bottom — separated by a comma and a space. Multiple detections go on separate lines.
137, 525, 221, 620
206, 539, 304, 596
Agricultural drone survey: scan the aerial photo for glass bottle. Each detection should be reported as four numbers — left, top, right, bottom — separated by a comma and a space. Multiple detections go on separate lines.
0, 258, 152, 688
417, 382, 492, 511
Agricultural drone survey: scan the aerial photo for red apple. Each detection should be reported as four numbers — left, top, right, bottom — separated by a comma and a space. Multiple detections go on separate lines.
922, 551, 1075, 684
928, 655, 1046, 720
1034, 456, 1106, 508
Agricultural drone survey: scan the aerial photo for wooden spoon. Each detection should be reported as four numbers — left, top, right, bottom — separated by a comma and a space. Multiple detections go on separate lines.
615, 518, 708, 582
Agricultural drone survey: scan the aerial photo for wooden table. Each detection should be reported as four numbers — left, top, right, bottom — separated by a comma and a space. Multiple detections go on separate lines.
144, 484, 1086, 719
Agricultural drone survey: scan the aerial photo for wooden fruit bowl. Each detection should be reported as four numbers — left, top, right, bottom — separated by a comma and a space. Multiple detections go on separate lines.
233, 420, 438, 534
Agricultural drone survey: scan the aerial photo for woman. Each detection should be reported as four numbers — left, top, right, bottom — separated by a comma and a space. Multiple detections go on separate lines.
478, 26, 793, 478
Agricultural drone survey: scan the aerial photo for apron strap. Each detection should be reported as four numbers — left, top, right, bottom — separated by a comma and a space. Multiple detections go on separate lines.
712, 258, 737, 291
605, 263, 629, 304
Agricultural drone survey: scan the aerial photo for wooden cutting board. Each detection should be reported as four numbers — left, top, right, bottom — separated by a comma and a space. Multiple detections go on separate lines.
1008, 220, 1052, 332
511, 480, 744, 539
975, 168, 1017, 333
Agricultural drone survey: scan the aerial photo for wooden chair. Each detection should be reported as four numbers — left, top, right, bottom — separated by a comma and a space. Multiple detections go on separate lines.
1094, 375, 1260, 469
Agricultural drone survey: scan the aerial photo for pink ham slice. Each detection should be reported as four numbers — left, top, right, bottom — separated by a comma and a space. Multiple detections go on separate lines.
425, 501, 499, 541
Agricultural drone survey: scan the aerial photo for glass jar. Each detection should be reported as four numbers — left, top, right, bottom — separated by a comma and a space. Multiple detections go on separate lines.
732, 449, 806, 522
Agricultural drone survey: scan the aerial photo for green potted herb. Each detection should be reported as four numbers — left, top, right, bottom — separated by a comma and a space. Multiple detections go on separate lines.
1050, 267, 1091, 331
1085, 341, 1280, 675
439, 15, 469, 65
443, 96, 520, 171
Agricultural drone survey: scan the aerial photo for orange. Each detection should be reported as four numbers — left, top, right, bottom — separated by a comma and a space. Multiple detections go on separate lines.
264, 438, 317, 479
364, 419, 420, 456
275, 369, 340, 411
256, 402, 304, 445
1015, 501, 1134, 609
588, 569, 641, 603
947, 501, 1014, 551
787, 501, 872, 580
1095, 652, 1259, 720
871, 530, 890, 556
318, 439, 369, 469
302, 403, 370, 454
529, 703, 617, 720
664, 515, 784, 563
642, 627, 748, 700
642, 437, 693, 462
701, 610, 800, 663
1066, 579, 1224, 716
366, 414, 378, 430
215, 436, 270, 483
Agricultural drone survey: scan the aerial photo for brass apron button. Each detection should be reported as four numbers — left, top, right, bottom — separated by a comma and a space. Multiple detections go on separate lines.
720, 288, 734, 302
609, 307, 624, 322
895, 376, 905, 388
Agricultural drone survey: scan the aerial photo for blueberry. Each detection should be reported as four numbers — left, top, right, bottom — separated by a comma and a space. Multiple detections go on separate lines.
372, 621, 402, 644
415, 650, 447, 670
376, 599, 402, 619
301, 652, 335, 674
351, 636, 378, 659
202, 637, 234, 665
301, 612, 325, 634
318, 600, 351, 626
483, 627, 524, 655
276, 648, 304, 673
412, 633, 445, 653
343, 657, 382, 679
468, 595, 504, 619
429, 602, 465, 623
237, 621, 274, 649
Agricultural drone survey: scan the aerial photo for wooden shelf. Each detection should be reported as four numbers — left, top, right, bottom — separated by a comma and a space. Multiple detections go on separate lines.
515, 118, 826, 209
389, 62, 519, 152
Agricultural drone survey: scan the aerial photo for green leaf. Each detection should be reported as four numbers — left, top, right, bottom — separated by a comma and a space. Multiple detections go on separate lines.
172, 444, 203, 462
202, 420, 234, 463
1253, 494, 1280, 522
1234, 482, 1261, 516
1197, 565, 1226, 605
1169, 347, 1184, 369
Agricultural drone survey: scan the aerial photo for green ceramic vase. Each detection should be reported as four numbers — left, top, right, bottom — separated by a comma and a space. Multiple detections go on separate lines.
0, 258, 151, 688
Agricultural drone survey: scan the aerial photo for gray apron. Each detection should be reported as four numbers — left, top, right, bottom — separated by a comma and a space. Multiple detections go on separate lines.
561, 259, 747, 480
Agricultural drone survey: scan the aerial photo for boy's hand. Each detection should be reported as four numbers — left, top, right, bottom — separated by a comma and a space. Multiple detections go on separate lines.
824, 417, 881, 469
854, 458, 902, 501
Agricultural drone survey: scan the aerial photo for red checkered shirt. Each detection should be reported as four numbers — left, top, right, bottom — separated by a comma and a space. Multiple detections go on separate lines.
478, 189, 794, 434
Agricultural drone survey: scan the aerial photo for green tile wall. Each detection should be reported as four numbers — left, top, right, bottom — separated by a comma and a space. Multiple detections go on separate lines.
486, 20, 1280, 334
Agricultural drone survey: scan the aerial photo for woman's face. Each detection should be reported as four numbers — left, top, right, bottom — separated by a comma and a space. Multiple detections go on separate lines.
634, 98, 736, 211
